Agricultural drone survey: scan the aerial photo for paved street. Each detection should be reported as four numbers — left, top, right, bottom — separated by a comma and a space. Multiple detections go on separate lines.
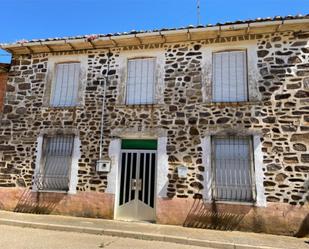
0, 211, 308, 249
0, 225, 206, 249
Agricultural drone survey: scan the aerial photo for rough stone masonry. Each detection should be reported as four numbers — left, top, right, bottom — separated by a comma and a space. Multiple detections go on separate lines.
0, 19, 308, 235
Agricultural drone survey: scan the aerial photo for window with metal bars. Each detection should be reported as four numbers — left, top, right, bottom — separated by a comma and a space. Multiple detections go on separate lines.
212, 136, 255, 202
50, 62, 80, 107
35, 135, 74, 191
126, 58, 156, 105
212, 51, 248, 102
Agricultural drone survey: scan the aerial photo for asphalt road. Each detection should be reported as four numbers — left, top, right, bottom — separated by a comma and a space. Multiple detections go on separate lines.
0, 225, 206, 249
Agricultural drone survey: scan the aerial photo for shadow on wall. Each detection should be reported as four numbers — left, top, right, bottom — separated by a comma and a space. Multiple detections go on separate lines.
295, 179, 309, 237
183, 198, 248, 230
0, 198, 4, 210
295, 214, 309, 238
14, 189, 65, 214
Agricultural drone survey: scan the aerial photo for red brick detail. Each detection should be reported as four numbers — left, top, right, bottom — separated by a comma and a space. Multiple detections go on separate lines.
0, 72, 8, 112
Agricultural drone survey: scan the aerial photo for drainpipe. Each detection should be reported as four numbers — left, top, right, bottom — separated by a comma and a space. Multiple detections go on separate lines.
97, 50, 112, 172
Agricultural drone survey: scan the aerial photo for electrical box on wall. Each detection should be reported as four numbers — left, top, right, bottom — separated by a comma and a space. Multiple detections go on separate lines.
96, 160, 111, 172
176, 164, 188, 179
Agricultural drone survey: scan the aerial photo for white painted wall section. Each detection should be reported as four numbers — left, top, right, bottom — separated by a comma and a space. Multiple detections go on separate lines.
201, 136, 212, 200
32, 135, 43, 192
68, 137, 81, 194
253, 135, 267, 207
106, 139, 121, 194
157, 137, 169, 197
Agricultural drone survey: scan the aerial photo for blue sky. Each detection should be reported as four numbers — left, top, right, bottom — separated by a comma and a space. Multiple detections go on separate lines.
0, 0, 308, 62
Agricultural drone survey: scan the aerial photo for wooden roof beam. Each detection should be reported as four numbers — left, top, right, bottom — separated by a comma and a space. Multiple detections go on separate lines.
67, 42, 76, 50
159, 32, 166, 43
24, 46, 34, 53
187, 30, 191, 40
135, 34, 143, 45
45, 44, 54, 52
109, 37, 118, 46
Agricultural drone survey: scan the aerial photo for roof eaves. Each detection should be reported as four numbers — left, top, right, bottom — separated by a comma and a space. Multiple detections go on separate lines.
1, 14, 308, 51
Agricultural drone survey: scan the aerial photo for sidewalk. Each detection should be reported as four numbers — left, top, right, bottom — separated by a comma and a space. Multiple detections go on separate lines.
0, 210, 307, 249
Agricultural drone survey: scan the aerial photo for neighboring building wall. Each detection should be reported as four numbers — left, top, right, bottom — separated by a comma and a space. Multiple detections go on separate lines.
0, 71, 8, 112
0, 31, 308, 235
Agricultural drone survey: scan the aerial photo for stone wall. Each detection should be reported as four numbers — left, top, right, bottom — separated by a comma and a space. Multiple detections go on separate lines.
0, 31, 308, 208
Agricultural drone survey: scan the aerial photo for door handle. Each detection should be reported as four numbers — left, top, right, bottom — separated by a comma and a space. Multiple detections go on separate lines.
137, 179, 142, 191
131, 179, 142, 191
131, 179, 137, 190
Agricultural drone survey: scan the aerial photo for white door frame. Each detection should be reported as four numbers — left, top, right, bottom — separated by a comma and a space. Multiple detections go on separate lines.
108, 137, 168, 220
115, 149, 157, 221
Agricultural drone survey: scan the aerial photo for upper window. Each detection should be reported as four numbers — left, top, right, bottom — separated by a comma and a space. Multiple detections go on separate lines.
126, 58, 156, 105
212, 136, 254, 202
50, 62, 80, 107
212, 51, 248, 102
35, 135, 74, 192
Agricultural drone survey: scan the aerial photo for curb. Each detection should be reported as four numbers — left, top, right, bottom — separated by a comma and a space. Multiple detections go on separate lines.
0, 218, 278, 249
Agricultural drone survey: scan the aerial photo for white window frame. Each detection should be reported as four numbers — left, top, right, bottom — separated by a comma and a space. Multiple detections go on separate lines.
212, 50, 248, 102
44, 54, 87, 108
115, 49, 165, 105
33, 134, 80, 194
201, 135, 266, 207
211, 136, 255, 202
125, 57, 156, 105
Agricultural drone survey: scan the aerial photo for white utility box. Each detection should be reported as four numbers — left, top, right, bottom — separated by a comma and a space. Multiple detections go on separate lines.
176, 164, 188, 178
96, 160, 111, 172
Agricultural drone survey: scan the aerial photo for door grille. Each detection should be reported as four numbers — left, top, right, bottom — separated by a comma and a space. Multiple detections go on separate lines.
119, 150, 156, 208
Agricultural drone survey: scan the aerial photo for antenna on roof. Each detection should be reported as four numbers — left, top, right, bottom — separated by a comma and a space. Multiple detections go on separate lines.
197, 0, 200, 25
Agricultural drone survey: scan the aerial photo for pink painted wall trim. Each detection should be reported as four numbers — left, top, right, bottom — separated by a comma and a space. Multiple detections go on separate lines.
0, 188, 308, 236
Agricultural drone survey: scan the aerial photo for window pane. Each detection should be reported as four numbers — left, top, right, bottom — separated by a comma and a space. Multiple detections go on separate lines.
50, 63, 80, 107
37, 135, 74, 191
213, 136, 253, 202
212, 51, 247, 102
126, 58, 156, 105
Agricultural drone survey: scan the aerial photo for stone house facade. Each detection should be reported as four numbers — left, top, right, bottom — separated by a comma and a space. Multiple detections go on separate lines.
0, 15, 308, 236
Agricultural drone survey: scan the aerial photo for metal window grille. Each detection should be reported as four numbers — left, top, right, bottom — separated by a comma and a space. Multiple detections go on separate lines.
212, 136, 255, 202
212, 51, 247, 102
35, 135, 74, 191
126, 58, 156, 105
50, 62, 80, 107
